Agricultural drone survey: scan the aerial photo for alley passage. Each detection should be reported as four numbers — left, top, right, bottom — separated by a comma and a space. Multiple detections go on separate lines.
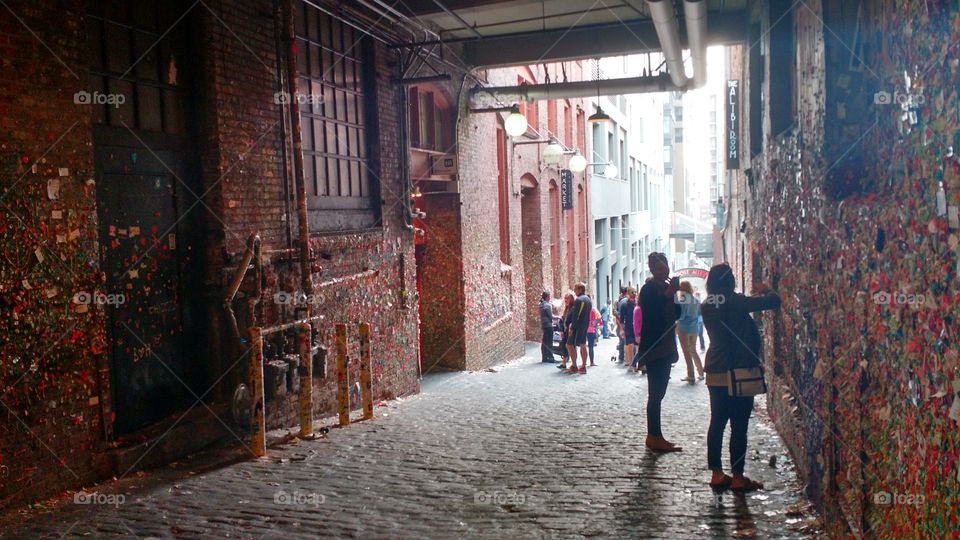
2, 339, 820, 539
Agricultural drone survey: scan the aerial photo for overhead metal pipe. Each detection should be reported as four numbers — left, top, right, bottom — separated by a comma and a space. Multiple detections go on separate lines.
646, 0, 688, 88
683, 0, 709, 89
469, 73, 675, 107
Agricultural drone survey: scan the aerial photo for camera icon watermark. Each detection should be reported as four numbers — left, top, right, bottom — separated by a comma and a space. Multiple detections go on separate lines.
874, 90, 924, 106
273, 91, 322, 106
73, 291, 125, 306
474, 490, 527, 505
74, 90, 126, 109
873, 490, 924, 506
273, 489, 324, 507
872, 290, 924, 306
274, 290, 323, 306
74, 491, 125, 507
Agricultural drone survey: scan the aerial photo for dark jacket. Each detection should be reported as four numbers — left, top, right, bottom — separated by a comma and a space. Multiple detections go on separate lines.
571, 294, 592, 331
539, 300, 554, 329
638, 279, 681, 362
701, 288, 781, 374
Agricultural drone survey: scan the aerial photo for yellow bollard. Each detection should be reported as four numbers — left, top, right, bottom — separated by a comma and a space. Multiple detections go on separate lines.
335, 324, 350, 426
249, 327, 267, 457
297, 322, 313, 438
359, 323, 374, 420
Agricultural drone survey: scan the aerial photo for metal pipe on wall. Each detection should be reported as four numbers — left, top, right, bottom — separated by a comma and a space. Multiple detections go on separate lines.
281, 0, 315, 308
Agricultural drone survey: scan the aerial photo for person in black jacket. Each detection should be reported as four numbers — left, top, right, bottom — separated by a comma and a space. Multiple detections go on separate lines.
637, 252, 682, 452
539, 291, 555, 363
701, 263, 781, 492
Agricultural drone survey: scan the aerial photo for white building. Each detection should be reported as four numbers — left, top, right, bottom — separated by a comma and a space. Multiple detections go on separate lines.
588, 56, 672, 309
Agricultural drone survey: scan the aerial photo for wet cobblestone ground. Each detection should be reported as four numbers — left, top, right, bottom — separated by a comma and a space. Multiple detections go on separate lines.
1, 338, 821, 538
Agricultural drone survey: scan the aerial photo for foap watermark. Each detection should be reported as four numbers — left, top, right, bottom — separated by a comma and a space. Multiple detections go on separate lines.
273, 489, 325, 507
273, 91, 322, 106
872, 291, 924, 306
474, 490, 527, 505
873, 490, 925, 506
669, 490, 724, 507
74, 491, 125, 507
74, 90, 126, 108
873, 90, 924, 107
73, 291, 125, 306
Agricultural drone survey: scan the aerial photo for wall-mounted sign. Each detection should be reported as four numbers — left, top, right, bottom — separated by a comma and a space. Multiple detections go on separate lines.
560, 169, 573, 210
675, 267, 709, 280
726, 79, 740, 170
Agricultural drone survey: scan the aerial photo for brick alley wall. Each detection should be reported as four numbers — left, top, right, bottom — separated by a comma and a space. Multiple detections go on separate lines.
208, 10, 421, 429
456, 74, 526, 370
743, 0, 960, 536
0, 0, 109, 508
0, 0, 420, 509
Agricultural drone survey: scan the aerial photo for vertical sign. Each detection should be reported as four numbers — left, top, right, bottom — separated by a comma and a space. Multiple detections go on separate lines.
560, 169, 573, 210
726, 80, 740, 170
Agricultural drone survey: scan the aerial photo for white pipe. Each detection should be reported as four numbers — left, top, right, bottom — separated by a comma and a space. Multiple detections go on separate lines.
683, 0, 709, 89
646, 0, 688, 88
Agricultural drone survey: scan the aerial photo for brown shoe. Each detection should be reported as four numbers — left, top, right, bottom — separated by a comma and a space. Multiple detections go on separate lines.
645, 436, 683, 453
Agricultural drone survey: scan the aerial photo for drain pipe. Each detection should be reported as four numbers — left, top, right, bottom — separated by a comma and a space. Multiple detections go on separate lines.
282, 0, 315, 307
683, 0, 709, 89
470, 73, 675, 106
647, 0, 688, 88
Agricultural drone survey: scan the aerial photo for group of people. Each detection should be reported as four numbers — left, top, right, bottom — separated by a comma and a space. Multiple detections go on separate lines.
539, 282, 601, 374
538, 253, 782, 493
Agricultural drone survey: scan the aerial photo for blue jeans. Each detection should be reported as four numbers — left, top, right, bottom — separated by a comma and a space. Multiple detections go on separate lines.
587, 333, 596, 363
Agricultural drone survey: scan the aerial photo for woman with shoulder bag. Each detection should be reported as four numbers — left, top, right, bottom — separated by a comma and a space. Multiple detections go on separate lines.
701, 263, 781, 492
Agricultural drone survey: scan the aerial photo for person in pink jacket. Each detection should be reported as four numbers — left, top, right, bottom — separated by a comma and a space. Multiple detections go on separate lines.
631, 300, 644, 372
587, 306, 601, 366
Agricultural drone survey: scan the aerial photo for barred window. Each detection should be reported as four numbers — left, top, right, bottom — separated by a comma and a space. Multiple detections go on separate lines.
294, 4, 379, 230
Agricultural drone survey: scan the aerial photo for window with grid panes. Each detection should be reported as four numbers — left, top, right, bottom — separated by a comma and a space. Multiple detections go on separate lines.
294, 3, 379, 229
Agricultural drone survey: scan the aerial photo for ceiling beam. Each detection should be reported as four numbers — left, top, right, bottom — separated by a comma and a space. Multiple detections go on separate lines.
463, 11, 746, 68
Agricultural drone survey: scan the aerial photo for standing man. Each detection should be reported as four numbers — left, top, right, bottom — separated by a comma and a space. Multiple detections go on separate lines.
565, 283, 593, 374
637, 252, 682, 453
539, 291, 556, 363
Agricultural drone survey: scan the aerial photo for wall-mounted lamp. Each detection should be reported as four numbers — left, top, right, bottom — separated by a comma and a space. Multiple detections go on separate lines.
504, 104, 528, 137
568, 150, 617, 178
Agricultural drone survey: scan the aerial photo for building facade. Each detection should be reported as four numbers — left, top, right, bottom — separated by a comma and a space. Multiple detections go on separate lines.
590, 56, 670, 309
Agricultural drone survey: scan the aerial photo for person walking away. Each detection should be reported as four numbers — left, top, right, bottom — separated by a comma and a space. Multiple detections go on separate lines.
701, 263, 781, 492
695, 291, 706, 351
637, 252, 682, 452
619, 288, 637, 371
539, 291, 556, 363
557, 292, 574, 370
613, 287, 628, 362
587, 304, 601, 366
676, 281, 705, 382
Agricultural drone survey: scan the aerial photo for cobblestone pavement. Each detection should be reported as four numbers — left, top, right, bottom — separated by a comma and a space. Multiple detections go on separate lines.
2, 338, 821, 539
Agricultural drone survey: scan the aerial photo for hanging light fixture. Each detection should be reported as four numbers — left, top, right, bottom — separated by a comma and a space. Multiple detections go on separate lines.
503, 104, 528, 137
568, 150, 587, 173
542, 137, 565, 165
588, 105, 611, 123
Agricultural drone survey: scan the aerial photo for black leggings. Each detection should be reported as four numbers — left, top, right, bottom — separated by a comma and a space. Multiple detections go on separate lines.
707, 385, 754, 475
645, 358, 672, 437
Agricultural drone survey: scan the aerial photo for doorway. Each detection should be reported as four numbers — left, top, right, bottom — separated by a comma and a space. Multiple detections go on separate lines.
88, 0, 204, 435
